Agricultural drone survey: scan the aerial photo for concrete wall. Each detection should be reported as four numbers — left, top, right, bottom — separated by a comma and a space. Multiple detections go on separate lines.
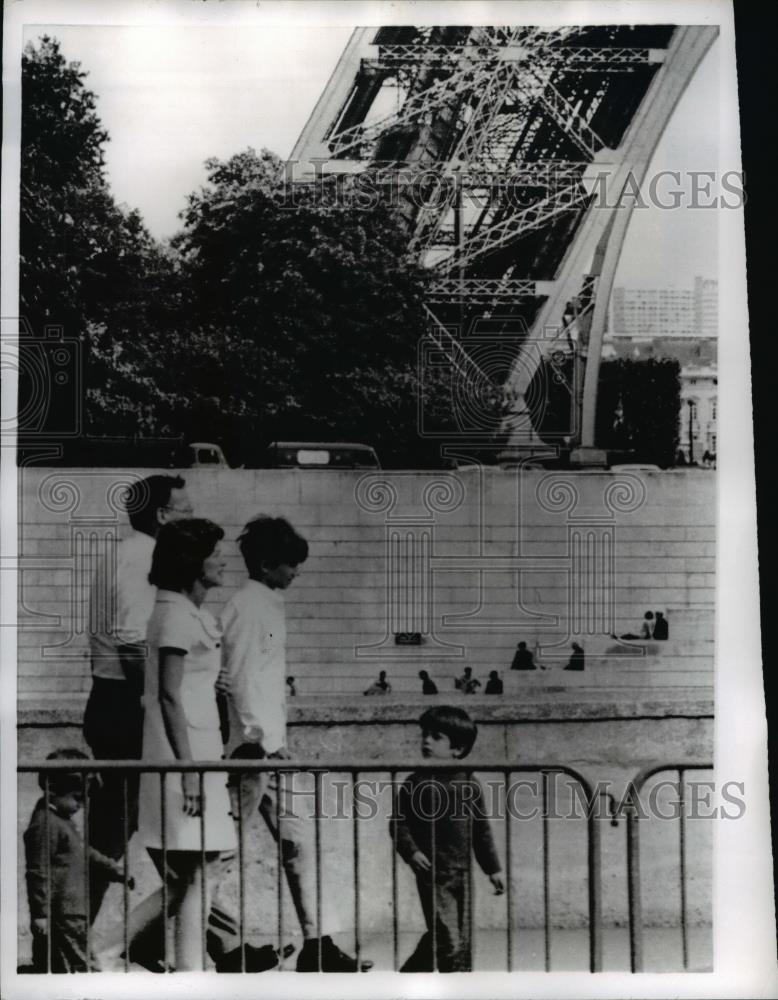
17, 467, 714, 701
15, 467, 715, 952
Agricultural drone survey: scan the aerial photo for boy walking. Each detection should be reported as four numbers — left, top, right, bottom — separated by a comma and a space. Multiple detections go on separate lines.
391, 707, 504, 972
219, 515, 366, 972
24, 750, 132, 972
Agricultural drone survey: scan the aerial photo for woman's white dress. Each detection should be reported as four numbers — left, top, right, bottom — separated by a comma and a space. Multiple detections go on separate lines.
138, 590, 236, 852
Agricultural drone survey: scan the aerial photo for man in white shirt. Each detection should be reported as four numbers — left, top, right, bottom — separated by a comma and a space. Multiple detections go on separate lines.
220, 515, 367, 972
84, 474, 192, 922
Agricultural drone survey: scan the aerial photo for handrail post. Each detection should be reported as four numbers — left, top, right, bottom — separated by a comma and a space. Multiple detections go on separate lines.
625, 786, 644, 973
587, 792, 603, 973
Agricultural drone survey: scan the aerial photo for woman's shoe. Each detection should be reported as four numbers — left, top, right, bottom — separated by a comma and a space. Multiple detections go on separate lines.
215, 942, 295, 973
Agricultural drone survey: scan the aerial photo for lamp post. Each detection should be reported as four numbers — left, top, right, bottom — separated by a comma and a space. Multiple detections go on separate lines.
687, 399, 695, 465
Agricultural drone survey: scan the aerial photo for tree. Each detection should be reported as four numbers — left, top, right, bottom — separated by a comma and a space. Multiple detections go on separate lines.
596, 357, 680, 467
530, 354, 681, 466
20, 35, 178, 443
157, 147, 457, 466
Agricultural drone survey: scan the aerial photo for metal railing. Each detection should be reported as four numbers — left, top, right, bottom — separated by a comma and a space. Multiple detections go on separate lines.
18, 758, 712, 973
623, 762, 714, 973
18, 758, 609, 974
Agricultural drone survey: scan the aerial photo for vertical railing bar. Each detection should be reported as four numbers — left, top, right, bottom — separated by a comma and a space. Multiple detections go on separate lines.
587, 778, 603, 973
542, 771, 550, 972
44, 775, 52, 973
123, 773, 130, 972
390, 770, 399, 972
160, 771, 168, 972
678, 769, 689, 971
83, 771, 91, 969
626, 782, 644, 973
352, 772, 361, 969
275, 768, 283, 968
199, 769, 207, 971
505, 770, 513, 972
315, 770, 323, 971
431, 777, 437, 972
467, 777, 474, 972
237, 768, 246, 973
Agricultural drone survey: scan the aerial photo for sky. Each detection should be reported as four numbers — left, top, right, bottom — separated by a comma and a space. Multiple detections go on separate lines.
29, 23, 722, 290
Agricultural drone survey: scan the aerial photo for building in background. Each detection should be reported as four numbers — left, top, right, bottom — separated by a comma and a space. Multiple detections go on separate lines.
611, 276, 718, 338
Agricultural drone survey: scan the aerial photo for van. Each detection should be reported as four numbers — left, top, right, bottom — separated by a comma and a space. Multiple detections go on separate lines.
264, 441, 381, 469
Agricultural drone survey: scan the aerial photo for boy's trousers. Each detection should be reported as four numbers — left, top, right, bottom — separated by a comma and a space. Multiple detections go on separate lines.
401, 868, 472, 972
31, 917, 94, 973
215, 767, 323, 942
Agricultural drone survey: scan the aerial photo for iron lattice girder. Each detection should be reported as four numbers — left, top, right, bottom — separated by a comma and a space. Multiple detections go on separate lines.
523, 74, 606, 157
369, 45, 661, 70
434, 179, 592, 274
427, 278, 541, 302
409, 163, 593, 258
328, 32, 607, 162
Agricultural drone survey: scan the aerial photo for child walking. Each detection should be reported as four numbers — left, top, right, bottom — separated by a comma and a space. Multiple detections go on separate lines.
391, 706, 504, 972
24, 749, 132, 972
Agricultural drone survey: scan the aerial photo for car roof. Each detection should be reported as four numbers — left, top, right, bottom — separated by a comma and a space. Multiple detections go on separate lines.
269, 441, 377, 451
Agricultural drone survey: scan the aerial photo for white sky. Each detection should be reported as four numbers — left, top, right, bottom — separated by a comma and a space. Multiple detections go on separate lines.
28, 24, 721, 289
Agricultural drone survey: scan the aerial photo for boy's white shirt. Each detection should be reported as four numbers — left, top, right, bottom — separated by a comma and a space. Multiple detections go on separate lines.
219, 578, 288, 756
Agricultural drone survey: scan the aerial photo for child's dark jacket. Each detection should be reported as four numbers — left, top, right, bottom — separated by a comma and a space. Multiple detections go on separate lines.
24, 797, 120, 920
391, 769, 501, 875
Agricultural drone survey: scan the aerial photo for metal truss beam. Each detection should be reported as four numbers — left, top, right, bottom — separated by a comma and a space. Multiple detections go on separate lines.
369, 45, 662, 70
527, 76, 606, 157
427, 278, 541, 302
434, 179, 591, 274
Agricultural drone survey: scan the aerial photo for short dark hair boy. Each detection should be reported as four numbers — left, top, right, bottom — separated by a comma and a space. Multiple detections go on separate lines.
390, 706, 504, 972
238, 515, 309, 580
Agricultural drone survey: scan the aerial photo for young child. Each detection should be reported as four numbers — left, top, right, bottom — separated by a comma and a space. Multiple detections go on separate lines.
24, 749, 132, 972
391, 707, 504, 972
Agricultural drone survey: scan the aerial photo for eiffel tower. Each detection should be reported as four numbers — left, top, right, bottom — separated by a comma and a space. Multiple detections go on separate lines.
290, 25, 718, 463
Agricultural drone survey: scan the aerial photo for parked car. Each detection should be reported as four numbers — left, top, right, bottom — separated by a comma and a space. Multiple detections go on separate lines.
264, 441, 381, 469
173, 441, 230, 468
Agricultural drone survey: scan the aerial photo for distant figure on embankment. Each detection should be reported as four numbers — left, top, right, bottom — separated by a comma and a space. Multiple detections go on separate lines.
364, 670, 391, 695
418, 670, 438, 695
510, 641, 536, 670
484, 671, 503, 695
652, 611, 668, 640
563, 643, 585, 671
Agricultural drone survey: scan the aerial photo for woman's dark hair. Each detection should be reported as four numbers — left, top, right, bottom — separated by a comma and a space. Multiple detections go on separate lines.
419, 706, 477, 759
149, 519, 224, 592
238, 515, 308, 579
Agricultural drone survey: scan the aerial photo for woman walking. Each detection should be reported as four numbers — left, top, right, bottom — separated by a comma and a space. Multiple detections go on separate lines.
129, 519, 236, 970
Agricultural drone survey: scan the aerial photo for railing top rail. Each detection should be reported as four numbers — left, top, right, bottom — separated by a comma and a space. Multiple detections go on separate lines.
19, 758, 595, 785
628, 761, 714, 795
